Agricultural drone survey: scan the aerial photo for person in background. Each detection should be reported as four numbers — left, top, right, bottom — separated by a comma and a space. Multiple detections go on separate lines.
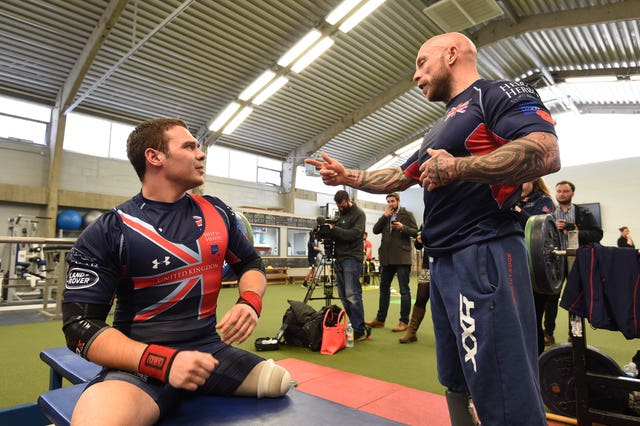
362, 231, 374, 285
303, 230, 322, 287
618, 226, 635, 248
513, 178, 555, 355
366, 192, 418, 332
399, 225, 430, 344
61, 118, 290, 426
305, 32, 559, 426
323, 189, 370, 342
544, 180, 603, 346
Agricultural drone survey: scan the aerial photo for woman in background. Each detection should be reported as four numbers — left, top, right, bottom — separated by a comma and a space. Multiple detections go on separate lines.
618, 226, 635, 248
514, 178, 555, 355
399, 225, 429, 344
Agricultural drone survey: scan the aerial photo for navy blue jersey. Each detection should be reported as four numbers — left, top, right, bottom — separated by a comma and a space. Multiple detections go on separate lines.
63, 193, 259, 346
401, 79, 556, 256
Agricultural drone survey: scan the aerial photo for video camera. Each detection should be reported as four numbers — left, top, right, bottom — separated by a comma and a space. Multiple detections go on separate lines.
314, 216, 338, 259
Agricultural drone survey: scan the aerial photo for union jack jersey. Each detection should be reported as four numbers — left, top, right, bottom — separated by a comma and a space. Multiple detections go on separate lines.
401, 79, 556, 256
63, 193, 259, 345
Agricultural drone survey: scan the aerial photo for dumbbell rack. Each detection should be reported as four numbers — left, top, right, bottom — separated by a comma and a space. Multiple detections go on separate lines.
570, 313, 640, 425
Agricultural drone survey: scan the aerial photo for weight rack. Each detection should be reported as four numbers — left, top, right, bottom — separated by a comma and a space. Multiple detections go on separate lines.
569, 313, 640, 425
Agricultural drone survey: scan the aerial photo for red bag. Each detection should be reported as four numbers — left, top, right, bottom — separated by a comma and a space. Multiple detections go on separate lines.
320, 308, 347, 355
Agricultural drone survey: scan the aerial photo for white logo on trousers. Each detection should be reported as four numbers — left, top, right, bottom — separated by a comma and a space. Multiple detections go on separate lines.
459, 294, 478, 372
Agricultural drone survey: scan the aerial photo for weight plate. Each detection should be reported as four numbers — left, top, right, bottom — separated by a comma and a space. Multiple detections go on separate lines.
539, 343, 630, 417
525, 214, 565, 295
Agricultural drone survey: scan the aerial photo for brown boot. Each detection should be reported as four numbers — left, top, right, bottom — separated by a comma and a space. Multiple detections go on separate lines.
399, 306, 426, 343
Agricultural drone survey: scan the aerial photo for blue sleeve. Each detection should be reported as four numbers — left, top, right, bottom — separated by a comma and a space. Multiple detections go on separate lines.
484, 82, 556, 141
63, 211, 123, 305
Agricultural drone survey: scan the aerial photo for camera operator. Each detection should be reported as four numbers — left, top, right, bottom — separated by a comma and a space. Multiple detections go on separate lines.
321, 190, 369, 342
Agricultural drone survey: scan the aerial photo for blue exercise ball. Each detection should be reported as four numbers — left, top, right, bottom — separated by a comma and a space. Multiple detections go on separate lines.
57, 210, 83, 231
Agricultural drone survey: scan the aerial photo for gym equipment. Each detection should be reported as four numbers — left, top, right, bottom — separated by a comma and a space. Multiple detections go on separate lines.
56, 210, 82, 231
35, 347, 401, 426
82, 210, 102, 228
539, 343, 629, 417
525, 214, 566, 295
1, 215, 69, 304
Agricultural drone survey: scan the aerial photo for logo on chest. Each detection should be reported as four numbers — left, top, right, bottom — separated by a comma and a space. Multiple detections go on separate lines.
152, 256, 171, 269
445, 100, 470, 120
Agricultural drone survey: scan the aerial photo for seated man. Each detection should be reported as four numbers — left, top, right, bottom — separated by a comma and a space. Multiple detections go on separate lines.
62, 118, 290, 426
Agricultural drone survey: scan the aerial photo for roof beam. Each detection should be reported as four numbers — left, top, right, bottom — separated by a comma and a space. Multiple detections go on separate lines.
471, 0, 640, 47
292, 0, 640, 167
59, 0, 128, 111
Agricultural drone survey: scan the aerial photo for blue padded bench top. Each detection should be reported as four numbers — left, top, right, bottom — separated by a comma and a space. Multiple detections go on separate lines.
40, 347, 102, 388
38, 383, 404, 426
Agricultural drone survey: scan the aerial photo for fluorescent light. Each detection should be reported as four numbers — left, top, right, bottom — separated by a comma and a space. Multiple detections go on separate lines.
222, 106, 253, 135
326, 0, 361, 25
208, 102, 241, 132
239, 71, 276, 101
565, 75, 617, 83
630, 74, 640, 81
339, 0, 384, 33
277, 30, 321, 68
367, 154, 393, 171
291, 37, 335, 73
253, 76, 289, 105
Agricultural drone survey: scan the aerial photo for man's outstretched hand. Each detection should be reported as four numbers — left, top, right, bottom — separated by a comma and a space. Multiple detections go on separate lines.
304, 152, 346, 186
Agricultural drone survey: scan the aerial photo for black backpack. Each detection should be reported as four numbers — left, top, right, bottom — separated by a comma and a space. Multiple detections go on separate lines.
280, 300, 342, 351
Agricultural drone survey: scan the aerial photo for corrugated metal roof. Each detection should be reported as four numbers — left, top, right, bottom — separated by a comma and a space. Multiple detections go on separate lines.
1, 0, 638, 171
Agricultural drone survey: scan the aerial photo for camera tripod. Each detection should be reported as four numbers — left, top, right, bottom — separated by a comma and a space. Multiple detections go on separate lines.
302, 253, 338, 307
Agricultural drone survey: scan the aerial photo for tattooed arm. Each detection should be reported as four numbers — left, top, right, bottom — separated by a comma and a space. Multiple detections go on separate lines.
419, 132, 560, 191
304, 152, 418, 194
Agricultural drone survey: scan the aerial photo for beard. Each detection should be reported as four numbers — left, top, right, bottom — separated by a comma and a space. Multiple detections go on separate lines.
426, 57, 453, 103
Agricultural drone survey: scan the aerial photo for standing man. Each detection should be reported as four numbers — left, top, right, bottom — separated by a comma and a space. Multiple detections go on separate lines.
366, 192, 418, 332
322, 190, 369, 342
543, 180, 603, 345
306, 32, 560, 426
62, 118, 290, 426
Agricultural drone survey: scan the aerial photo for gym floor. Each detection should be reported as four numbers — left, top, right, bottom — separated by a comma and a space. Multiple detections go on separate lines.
1, 281, 637, 425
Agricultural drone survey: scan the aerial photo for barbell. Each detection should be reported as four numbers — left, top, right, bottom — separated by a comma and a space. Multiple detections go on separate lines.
524, 214, 576, 295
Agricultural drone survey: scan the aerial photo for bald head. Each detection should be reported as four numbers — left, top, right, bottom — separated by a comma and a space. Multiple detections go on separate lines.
423, 32, 477, 59
413, 32, 480, 103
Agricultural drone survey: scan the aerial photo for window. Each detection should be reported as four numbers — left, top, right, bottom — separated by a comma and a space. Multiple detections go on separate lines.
287, 228, 309, 256
63, 112, 134, 159
252, 226, 279, 256
229, 150, 257, 182
0, 95, 50, 144
109, 122, 135, 160
206, 146, 230, 177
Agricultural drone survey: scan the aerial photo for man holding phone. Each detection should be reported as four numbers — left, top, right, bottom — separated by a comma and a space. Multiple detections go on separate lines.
366, 192, 418, 332
544, 180, 603, 345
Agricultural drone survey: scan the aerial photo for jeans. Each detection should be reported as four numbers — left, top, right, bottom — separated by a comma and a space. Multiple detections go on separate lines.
335, 257, 365, 335
376, 264, 411, 324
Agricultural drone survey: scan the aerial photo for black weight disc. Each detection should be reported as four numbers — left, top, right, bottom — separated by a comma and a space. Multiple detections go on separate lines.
539, 343, 630, 417
525, 214, 565, 295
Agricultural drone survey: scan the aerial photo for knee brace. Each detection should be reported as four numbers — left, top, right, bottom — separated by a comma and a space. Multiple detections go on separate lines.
445, 390, 479, 426
255, 359, 291, 398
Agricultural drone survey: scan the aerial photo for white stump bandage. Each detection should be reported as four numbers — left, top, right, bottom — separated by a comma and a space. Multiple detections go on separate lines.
256, 359, 291, 398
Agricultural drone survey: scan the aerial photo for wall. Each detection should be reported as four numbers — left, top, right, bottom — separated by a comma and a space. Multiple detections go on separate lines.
1, 137, 638, 249
546, 157, 640, 247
